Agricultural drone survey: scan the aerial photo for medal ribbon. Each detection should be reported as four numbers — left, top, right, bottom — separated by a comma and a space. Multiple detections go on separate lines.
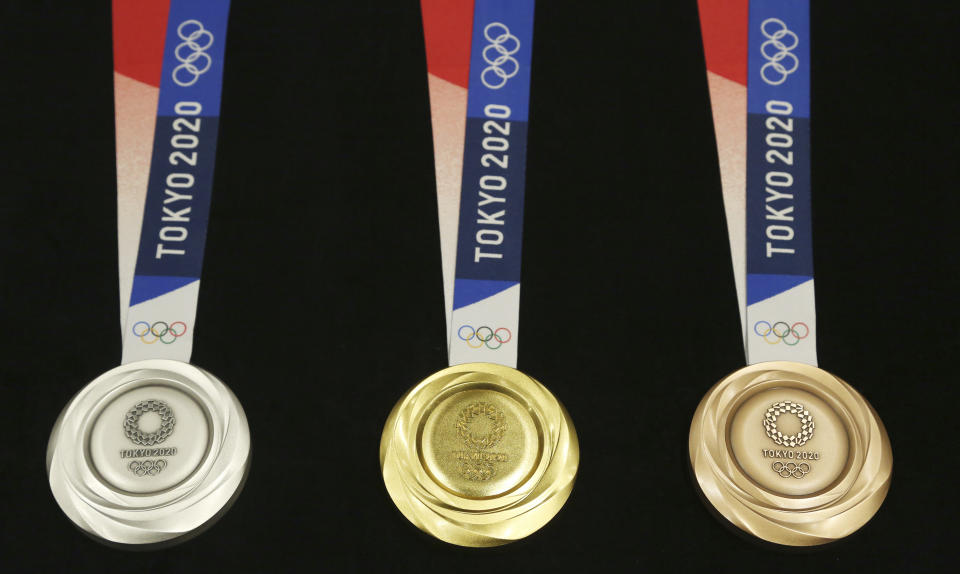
421, 0, 536, 368
698, 0, 816, 366
114, 0, 231, 364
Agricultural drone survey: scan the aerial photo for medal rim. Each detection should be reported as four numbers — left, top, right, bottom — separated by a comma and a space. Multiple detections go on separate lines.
688, 360, 892, 546
47, 359, 251, 546
380, 362, 579, 547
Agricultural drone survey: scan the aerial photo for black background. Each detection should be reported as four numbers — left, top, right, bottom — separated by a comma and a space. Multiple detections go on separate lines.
1, 1, 956, 572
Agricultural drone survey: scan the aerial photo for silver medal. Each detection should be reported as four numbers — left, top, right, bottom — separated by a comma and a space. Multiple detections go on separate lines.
48, 359, 250, 546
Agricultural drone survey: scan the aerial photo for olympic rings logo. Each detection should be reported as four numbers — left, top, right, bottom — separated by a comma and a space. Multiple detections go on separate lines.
760, 18, 799, 86
753, 320, 809, 346
772, 461, 809, 479
132, 321, 188, 345
457, 325, 512, 350
128, 459, 168, 477
172, 20, 214, 87
481, 22, 520, 90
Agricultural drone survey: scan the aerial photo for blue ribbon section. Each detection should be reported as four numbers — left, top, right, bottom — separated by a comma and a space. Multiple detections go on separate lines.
452, 0, 535, 310
746, 0, 812, 305
130, 0, 231, 306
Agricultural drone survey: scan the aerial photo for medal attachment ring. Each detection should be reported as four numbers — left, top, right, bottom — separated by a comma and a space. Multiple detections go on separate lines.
47, 359, 251, 546
380, 362, 578, 547
689, 361, 892, 546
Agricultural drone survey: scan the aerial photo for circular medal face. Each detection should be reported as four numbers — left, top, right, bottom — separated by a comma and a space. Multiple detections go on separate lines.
47, 359, 251, 546
380, 363, 578, 547
689, 361, 892, 546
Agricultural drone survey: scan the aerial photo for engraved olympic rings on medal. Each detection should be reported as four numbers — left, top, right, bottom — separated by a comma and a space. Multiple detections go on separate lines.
760, 17, 799, 86
124, 399, 177, 446
129, 459, 168, 477
172, 20, 215, 87
754, 320, 809, 346
763, 401, 815, 447
132, 321, 188, 345
481, 22, 520, 90
457, 325, 512, 349
772, 461, 809, 479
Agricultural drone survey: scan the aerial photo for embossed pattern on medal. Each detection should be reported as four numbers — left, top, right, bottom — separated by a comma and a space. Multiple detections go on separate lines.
763, 401, 814, 447
124, 399, 177, 446
128, 459, 169, 476
455, 401, 508, 481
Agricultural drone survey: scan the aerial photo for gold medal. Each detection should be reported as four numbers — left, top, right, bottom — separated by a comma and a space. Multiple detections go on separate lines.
689, 361, 891, 546
380, 363, 578, 547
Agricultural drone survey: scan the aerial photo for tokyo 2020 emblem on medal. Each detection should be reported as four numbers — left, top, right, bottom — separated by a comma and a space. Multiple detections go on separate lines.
690, 0, 891, 546
46, 0, 250, 546
689, 362, 891, 546
381, 363, 577, 547
379, 0, 578, 547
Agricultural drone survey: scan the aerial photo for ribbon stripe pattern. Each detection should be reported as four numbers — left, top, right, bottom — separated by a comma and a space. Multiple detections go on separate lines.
421, 0, 536, 369
116, 0, 231, 364
698, 0, 817, 366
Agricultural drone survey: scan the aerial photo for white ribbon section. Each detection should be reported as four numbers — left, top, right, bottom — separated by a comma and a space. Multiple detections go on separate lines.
745, 280, 817, 365
426, 73, 468, 345
705, 71, 748, 348
121, 281, 199, 364
448, 285, 520, 367
115, 72, 157, 333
